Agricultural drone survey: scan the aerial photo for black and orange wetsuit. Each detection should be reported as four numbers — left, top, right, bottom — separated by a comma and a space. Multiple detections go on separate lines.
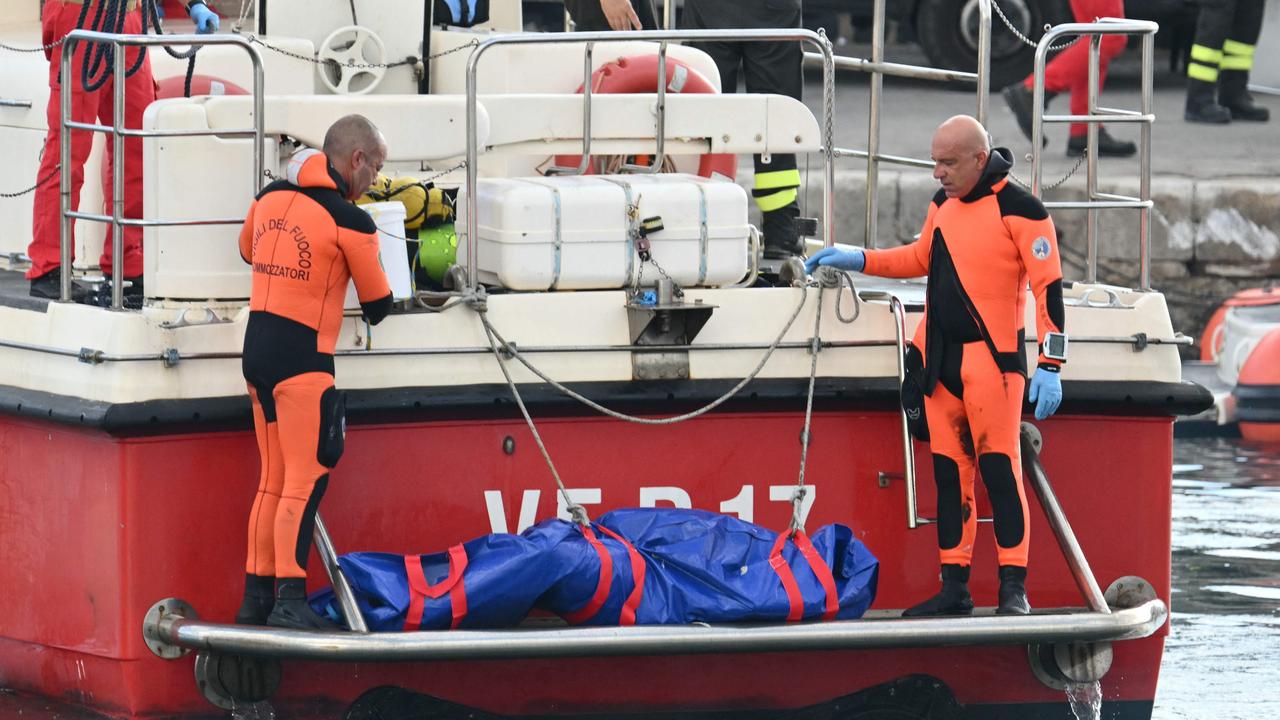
863, 147, 1065, 570
237, 148, 393, 580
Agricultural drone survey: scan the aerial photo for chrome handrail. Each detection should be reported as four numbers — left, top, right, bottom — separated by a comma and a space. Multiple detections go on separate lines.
1030, 19, 1158, 290
58, 30, 265, 309
149, 598, 1166, 661
465, 29, 837, 294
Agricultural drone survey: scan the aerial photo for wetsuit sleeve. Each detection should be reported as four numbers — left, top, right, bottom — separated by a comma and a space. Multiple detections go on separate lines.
338, 227, 393, 325
862, 194, 940, 278
1005, 198, 1066, 369
238, 199, 258, 264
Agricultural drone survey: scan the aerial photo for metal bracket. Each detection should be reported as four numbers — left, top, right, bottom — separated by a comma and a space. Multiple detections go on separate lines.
159, 307, 233, 330
143, 597, 197, 659
77, 347, 104, 365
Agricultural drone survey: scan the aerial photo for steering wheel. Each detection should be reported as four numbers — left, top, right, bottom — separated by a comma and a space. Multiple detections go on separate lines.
317, 25, 387, 95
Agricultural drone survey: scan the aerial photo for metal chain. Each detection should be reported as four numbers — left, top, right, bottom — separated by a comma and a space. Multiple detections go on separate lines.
0, 37, 64, 53
232, 29, 479, 70
0, 166, 59, 199
1008, 150, 1088, 191
992, 0, 1080, 52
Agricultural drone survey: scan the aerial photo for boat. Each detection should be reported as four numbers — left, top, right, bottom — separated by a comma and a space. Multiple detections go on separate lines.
1181, 287, 1280, 438
0, 1, 1212, 718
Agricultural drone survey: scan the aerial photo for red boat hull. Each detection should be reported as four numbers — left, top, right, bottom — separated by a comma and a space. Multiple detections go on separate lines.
0, 408, 1171, 718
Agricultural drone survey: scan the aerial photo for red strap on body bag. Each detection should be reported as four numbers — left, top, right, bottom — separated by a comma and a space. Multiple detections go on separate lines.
768, 529, 840, 622
403, 544, 469, 630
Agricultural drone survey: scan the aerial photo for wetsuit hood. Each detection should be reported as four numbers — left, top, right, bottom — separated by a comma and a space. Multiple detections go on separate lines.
285, 148, 351, 197
959, 146, 1014, 203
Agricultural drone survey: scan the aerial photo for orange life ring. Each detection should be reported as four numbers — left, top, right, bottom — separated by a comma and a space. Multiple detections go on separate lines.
1199, 287, 1280, 362
155, 74, 249, 98
554, 55, 737, 180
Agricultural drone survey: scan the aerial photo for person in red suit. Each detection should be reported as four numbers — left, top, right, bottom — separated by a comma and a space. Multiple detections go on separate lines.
1001, 0, 1135, 157
27, 0, 219, 301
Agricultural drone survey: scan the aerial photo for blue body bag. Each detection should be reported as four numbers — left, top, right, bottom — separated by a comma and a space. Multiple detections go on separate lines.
313, 508, 878, 630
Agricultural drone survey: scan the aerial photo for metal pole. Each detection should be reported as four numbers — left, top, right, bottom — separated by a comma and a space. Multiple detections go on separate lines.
59, 38, 75, 303
152, 599, 1165, 661
111, 38, 126, 311
976, 0, 991, 125
1019, 424, 1111, 613
889, 295, 919, 529
251, 44, 265, 193
312, 513, 369, 633
822, 35, 835, 248
1086, 35, 1100, 284
865, 0, 885, 249
1138, 32, 1153, 291
465, 45, 481, 293
651, 41, 667, 173
663, 0, 673, 30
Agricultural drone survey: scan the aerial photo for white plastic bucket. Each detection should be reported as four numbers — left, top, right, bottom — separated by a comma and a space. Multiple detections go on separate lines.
345, 201, 412, 308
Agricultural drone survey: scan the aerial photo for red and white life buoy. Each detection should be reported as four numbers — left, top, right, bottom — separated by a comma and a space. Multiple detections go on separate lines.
554, 55, 737, 180
1199, 287, 1280, 362
155, 74, 249, 98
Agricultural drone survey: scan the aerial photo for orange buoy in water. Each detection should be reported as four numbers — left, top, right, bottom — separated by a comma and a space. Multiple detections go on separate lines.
1234, 326, 1280, 442
1200, 287, 1280, 362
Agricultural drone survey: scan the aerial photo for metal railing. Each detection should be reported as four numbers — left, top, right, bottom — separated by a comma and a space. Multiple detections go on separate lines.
58, 30, 265, 309
1031, 18, 1158, 290
465, 28, 837, 294
802, 0, 992, 249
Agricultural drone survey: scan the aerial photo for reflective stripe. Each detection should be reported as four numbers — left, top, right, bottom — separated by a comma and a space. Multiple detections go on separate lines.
1222, 40, 1256, 58
1220, 55, 1253, 71
1187, 62, 1220, 83
1189, 44, 1223, 64
755, 187, 798, 213
754, 168, 801, 191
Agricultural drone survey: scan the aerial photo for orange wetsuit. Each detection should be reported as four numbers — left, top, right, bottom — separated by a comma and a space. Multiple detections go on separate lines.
237, 149, 392, 580
863, 148, 1065, 570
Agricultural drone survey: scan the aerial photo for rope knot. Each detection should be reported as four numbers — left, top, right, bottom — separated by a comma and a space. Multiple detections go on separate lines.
567, 504, 591, 527
788, 486, 808, 533
465, 286, 488, 315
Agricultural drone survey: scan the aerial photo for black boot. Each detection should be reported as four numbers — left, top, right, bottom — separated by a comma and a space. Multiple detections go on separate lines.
266, 578, 340, 630
1185, 79, 1232, 124
1002, 84, 1055, 146
1066, 127, 1136, 157
761, 203, 803, 260
29, 267, 88, 302
1220, 70, 1271, 122
996, 565, 1031, 615
234, 573, 275, 625
902, 564, 974, 617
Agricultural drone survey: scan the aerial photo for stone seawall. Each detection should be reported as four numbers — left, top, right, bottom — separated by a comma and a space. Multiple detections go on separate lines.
790, 169, 1279, 358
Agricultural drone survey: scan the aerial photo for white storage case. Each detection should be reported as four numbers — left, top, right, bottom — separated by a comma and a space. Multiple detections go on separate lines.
456, 174, 750, 291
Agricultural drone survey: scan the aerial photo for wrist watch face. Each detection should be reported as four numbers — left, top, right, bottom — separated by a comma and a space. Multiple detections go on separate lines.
1044, 333, 1067, 361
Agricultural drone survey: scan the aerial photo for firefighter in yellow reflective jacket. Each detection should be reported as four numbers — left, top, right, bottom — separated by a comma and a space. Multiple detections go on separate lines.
683, 0, 804, 259
1185, 0, 1270, 123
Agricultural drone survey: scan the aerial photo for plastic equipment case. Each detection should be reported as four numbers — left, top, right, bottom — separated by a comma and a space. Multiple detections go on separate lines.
457, 174, 750, 291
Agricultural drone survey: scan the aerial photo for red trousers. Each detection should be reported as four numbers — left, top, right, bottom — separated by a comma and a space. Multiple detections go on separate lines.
1021, 0, 1126, 138
28, 0, 153, 280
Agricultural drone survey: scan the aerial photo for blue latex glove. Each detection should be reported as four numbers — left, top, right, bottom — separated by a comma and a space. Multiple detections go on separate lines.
804, 246, 865, 275
188, 1, 219, 34
1028, 368, 1062, 420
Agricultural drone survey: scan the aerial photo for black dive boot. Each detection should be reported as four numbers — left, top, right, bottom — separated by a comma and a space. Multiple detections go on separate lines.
1185, 79, 1232, 124
902, 564, 974, 617
761, 204, 803, 260
996, 565, 1031, 615
1220, 70, 1270, 122
266, 578, 340, 630
234, 573, 275, 625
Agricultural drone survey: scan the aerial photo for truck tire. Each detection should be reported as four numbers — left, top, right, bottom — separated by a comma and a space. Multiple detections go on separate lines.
916, 0, 1073, 90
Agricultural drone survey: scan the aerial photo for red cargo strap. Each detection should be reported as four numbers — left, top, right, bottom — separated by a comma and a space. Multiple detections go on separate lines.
595, 524, 647, 625
403, 544, 469, 631
563, 524, 646, 625
769, 530, 839, 622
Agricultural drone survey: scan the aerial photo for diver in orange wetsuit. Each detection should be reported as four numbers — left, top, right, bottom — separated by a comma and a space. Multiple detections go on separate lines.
807, 116, 1066, 616
235, 115, 393, 629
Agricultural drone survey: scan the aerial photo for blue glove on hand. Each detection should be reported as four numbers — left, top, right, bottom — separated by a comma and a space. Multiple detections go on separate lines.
1028, 368, 1062, 420
188, 1, 219, 34
804, 246, 866, 275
